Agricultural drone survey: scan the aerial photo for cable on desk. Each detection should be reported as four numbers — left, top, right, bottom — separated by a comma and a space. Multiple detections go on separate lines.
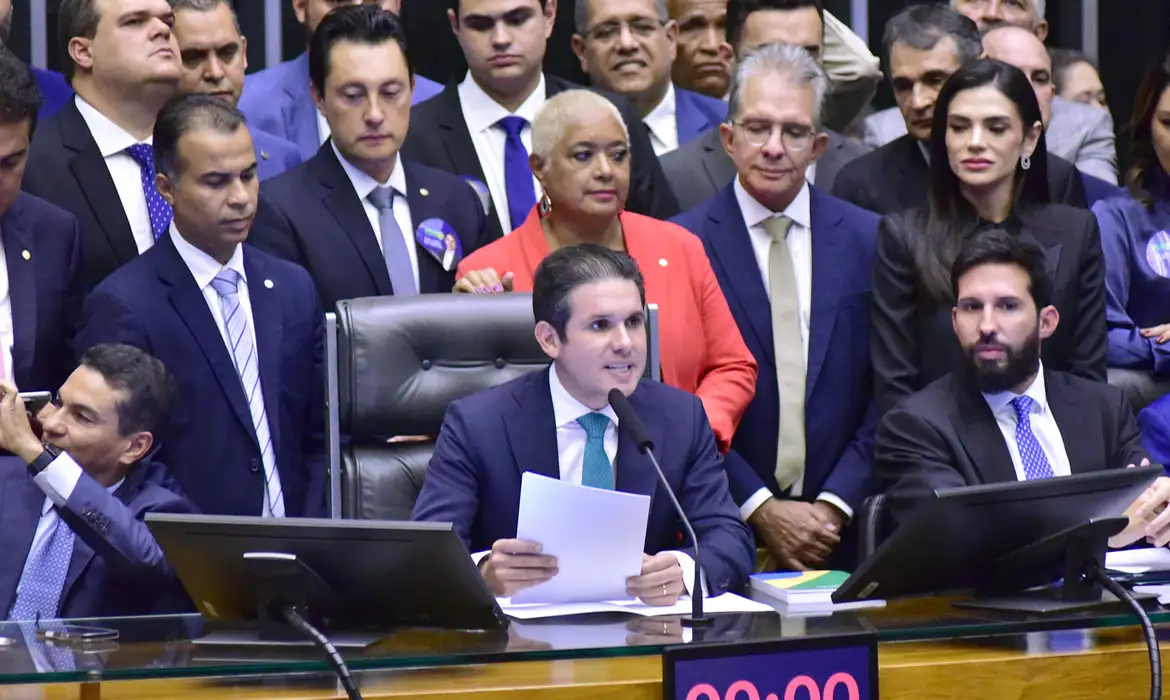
282, 606, 363, 700
1089, 566, 1160, 700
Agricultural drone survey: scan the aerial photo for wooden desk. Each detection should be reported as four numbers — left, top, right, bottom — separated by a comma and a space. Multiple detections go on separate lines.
8, 627, 1162, 700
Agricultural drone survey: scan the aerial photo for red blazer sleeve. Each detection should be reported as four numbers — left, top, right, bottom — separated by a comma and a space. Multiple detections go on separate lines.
682, 234, 758, 451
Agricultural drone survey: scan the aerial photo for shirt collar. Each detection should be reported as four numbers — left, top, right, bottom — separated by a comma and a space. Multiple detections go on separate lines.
74, 95, 149, 158
733, 177, 812, 230
549, 365, 619, 429
982, 361, 1049, 416
459, 71, 547, 135
642, 83, 677, 144
170, 224, 247, 291
331, 141, 407, 202
917, 140, 931, 166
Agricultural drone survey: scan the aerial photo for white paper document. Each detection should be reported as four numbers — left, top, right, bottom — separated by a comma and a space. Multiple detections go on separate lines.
511, 472, 651, 605
1105, 547, 1170, 574
499, 593, 774, 620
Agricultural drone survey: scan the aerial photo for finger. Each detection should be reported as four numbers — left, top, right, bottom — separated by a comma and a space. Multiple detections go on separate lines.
812, 528, 842, 546
1146, 508, 1170, 542
782, 554, 807, 572
495, 567, 557, 583
640, 554, 678, 575
453, 278, 477, 294
1143, 458, 1152, 466
627, 566, 682, 591
502, 272, 515, 292
493, 539, 544, 556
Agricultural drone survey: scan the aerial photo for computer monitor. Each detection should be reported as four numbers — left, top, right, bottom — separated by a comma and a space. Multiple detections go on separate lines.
146, 515, 508, 644
833, 466, 1163, 609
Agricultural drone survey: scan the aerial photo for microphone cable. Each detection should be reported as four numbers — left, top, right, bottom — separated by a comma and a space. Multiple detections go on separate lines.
283, 606, 363, 700
1086, 565, 1160, 700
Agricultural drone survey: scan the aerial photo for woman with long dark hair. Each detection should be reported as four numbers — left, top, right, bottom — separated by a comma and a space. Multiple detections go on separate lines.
872, 58, 1106, 414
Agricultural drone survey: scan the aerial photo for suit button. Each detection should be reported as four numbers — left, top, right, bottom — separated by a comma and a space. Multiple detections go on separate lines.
495, 358, 506, 369
421, 359, 432, 370
250, 458, 261, 473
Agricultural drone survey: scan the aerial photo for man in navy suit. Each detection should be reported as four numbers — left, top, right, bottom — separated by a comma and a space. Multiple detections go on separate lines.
251, 5, 490, 310
0, 344, 196, 621
0, 50, 86, 393
414, 245, 754, 602
171, 0, 300, 181
0, 0, 73, 119
570, 0, 726, 156
239, 0, 441, 161
673, 43, 877, 571
75, 94, 326, 518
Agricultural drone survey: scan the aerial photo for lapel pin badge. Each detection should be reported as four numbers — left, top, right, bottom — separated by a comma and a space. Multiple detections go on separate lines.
420, 188, 430, 197
264, 279, 274, 289
21, 250, 30, 261
260, 151, 270, 161
658, 258, 668, 267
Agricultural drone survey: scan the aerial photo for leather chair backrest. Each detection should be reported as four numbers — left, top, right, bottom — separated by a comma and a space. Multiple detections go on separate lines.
1107, 368, 1170, 415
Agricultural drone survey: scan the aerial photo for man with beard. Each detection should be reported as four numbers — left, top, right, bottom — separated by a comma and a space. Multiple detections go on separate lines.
0, 0, 72, 119
875, 229, 1170, 547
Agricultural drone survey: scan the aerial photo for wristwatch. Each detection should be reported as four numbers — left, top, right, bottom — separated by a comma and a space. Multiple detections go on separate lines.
27, 445, 63, 476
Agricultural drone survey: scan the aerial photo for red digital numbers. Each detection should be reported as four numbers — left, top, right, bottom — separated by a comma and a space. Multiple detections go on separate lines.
685, 673, 860, 700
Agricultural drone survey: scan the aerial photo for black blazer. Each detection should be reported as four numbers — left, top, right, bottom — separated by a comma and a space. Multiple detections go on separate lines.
250, 144, 492, 310
400, 74, 680, 241
871, 204, 1107, 416
876, 370, 1148, 528
830, 134, 1087, 215
23, 99, 140, 290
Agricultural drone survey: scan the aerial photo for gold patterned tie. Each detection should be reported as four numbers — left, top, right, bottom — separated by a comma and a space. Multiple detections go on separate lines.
763, 216, 806, 492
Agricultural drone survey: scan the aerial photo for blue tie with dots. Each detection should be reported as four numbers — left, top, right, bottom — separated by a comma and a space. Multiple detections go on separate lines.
577, 412, 614, 490
1012, 396, 1055, 480
126, 143, 173, 239
9, 515, 75, 621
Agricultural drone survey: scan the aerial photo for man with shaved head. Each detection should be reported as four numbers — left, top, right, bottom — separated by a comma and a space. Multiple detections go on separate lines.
983, 24, 1117, 186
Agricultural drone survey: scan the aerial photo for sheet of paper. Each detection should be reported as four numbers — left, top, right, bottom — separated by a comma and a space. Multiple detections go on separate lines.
511, 472, 650, 604
499, 593, 773, 620
1134, 584, 1170, 604
1105, 547, 1170, 574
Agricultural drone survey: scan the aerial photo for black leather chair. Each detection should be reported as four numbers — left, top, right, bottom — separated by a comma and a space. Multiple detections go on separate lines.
858, 494, 889, 563
1107, 367, 1170, 415
328, 294, 549, 520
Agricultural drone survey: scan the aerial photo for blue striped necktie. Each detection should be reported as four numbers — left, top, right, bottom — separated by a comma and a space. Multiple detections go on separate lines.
209, 269, 285, 517
1012, 396, 1055, 480
577, 412, 614, 490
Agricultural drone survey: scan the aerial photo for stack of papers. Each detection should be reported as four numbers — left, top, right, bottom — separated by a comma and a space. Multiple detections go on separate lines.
1104, 548, 1170, 574
750, 571, 886, 614
499, 593, 773, 619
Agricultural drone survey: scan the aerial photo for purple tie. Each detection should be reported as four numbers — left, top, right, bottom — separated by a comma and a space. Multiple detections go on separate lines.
1011, 396, 1055, 480
126, 143, 173, 239
497, 116, 536, 231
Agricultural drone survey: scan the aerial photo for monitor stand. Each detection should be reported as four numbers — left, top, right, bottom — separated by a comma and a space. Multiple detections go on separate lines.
953, 518, 1155, 615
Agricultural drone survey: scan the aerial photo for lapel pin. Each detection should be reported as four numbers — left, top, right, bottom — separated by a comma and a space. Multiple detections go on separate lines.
264, 279, 274, 289
658, 258, 668, 267
420, 188, 430, 197
260, 151, 270, 161
21, 250, 30, 261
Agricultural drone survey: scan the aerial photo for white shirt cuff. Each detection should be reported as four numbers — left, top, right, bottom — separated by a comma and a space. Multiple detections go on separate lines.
471, 550, 490, 567
816, 492, 854, 523
33, 452, 84, 508
669, 550, 708, 599
740, 488, 773, 522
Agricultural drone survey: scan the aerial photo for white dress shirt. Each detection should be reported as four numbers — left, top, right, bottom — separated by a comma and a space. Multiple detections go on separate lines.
458, 73, 546, 235
331, 142, 420, 288
643, 83, 680, 157
74, 96, 156, 255
0, 225, 14, 382
316, 109, 330, 147
732, 178, 854, 522
981, 364, 1072, 481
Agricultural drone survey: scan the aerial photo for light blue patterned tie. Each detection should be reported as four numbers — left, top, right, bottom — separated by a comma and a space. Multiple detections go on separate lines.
125, 143, 173, 239
9, 515, 75, 621
209, 269, 285, 517
1012, 396, 1055, 480
577, 412, 614, 490
367, 186, 419, 296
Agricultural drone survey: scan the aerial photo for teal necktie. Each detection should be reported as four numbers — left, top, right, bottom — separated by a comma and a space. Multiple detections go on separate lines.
576, 412, 614, 490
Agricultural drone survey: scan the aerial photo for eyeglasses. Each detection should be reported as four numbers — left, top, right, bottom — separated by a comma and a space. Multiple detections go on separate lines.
584, 18, 665, 43
732, 120, 816, 151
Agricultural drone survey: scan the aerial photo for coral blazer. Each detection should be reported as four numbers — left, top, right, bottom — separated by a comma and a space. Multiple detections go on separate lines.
457, 208, 758, 449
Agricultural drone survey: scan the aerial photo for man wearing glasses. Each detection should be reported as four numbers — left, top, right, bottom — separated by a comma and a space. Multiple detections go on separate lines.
571, 0, 728, 156
672, 42, 880, 572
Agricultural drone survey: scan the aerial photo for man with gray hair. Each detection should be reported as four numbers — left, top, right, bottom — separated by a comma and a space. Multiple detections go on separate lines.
672, 42, 880, 571
952, 0, 1047, 40
76, 93, 327, 519
570, 0, 727, 156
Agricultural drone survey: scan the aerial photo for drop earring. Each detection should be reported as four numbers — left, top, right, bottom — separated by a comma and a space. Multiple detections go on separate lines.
1020, 154, 1032, 171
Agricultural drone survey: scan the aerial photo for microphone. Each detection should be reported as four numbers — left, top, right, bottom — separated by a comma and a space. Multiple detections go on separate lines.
608, 388, 712, 626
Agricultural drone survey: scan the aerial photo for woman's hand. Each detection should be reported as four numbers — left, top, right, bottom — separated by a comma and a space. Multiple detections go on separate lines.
1141, 324, 1170, 344
454, 269, 515, 294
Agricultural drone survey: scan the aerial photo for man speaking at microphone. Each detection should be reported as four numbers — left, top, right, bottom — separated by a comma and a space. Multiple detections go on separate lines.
413, 245, 754, 604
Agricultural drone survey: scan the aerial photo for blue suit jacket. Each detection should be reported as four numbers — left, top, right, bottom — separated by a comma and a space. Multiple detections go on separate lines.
413, 369, 755, 594
0, 456, 197, 620
31, 67, 72, 121
1083, 173, 1124, 207
671, 185, 879, 514
239, 54, 443, 161
251, 144, 491, 310
674, 88, 727, 146
73, 237, 327, 518
0, 193, 85, 392
252, 129, 301, 181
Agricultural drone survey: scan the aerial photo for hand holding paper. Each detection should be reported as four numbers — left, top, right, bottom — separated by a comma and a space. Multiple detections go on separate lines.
482, 539, 559, 597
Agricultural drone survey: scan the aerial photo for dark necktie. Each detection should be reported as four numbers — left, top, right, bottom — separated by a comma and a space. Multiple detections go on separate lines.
126, 143, 173, 239
497, 116, 536, 231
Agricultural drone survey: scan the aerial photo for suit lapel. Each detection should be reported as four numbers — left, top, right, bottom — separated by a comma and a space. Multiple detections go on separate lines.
244, 249, 284, 454
403, 164, 448, 293
952, 376, 1019, 485
813, 135, 844, 190
701, 129, 737, 196
0, 465, 43, 613
311, 147, 394, 295
705, 185, 773, 366
614, 386, 662, 500
431, 86, 502, 239
503, 369, 561, 481
1046, 372, 1102, 475
674, 91, 705, 144
1, 202, 36, 385
1018, 209, 1064, 278
158, 237, 257, 443
282, 54, 319, 160
893, 138, 931, 211
806, 188, 844, 397
60, 102, 138, 264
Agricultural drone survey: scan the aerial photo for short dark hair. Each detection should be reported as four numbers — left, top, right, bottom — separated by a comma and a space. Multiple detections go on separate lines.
533, 245, 647, 340
57, 0, 102, 82
79, 344, 176, 439
0, 48, 43, 133
168, 0, 241, 33
726, 0, 823, 50
448, 0, 550, 17
309, 4, 413, 97
951, 229, 1053, 310
153, 93, 248, 182
882, 4, 982, 67
1049, 47, 1099, 94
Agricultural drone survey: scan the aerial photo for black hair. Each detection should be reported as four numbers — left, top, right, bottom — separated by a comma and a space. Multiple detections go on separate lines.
0, 48, 42, 134
726, 0, 823, 50
153, 93, 247, 182
309, 4, 413, 96
951, 228, 1053, 309
168, 0, 241, 33
1049, 47, 1099, 94
882, 4, 982, 67
57, 0, 101, 81
448, 0, 550, 16
533, 244, 646, 340
1124, 51, 1170, 207
79, 344, 176, 439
